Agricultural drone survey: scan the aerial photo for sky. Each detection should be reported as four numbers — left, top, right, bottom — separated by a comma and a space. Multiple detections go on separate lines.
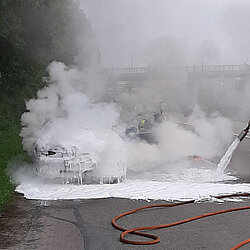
80, 0, 250, 67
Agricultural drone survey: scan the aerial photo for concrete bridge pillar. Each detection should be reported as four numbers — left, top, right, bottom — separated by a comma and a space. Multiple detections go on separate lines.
188, 76, 200, 108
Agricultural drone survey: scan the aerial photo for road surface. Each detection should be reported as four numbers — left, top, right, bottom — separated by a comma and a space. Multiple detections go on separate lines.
0, 121, 250, 250
0, 193, 250, 250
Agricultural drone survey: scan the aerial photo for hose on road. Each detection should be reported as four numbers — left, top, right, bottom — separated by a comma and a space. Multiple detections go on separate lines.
112, 193, 250, 249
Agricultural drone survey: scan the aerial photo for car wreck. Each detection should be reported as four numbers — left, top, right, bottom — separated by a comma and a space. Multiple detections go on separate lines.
125, 110, 166, 144
33, 128, 127, 185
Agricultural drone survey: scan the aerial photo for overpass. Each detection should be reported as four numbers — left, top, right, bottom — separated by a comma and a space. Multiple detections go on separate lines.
106, 64, 250, 81
104, 64, 250, 119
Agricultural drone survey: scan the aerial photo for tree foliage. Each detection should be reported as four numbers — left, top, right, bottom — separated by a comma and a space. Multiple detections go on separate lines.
0, 0, 90, 123
0, 0, 91, 205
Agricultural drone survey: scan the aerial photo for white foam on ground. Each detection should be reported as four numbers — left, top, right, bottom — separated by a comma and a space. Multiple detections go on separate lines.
15, 168, 250, 201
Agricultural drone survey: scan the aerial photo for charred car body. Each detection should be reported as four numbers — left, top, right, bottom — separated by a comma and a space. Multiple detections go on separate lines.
125, 110, 166, 144
33, 128, 127, 184
34, 144, 98, 184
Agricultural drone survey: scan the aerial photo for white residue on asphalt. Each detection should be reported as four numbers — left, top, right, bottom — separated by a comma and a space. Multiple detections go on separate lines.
16, 169, 250, 201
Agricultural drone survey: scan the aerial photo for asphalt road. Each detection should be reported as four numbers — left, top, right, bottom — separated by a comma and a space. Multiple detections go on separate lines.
0, 122, 250, 250
0, 193, 250, 250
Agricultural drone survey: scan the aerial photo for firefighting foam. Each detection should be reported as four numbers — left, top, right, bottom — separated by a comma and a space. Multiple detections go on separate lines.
10, 0, 250, 202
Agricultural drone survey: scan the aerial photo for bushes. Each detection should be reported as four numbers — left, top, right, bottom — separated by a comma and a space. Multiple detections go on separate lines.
0, 124, 23, 206
0, 47, 45, 208
0, 167, 14, 207
0, 0, 91, 206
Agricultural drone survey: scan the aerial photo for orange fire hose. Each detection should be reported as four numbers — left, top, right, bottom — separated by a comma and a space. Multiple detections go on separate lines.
112, 193, 250, 249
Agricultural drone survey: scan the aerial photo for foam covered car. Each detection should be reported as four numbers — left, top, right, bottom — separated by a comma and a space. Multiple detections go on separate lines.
33, 128, 127, 184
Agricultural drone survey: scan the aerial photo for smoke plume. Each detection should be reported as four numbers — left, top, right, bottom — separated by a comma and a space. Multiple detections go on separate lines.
18, 1, 239, 183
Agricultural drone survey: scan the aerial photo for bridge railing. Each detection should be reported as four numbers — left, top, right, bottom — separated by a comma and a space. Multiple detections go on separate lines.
106, 64, 250, 76
183, 64, 250, 73
106, 67, 148, 75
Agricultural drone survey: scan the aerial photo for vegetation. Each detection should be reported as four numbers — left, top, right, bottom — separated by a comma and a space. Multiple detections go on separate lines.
0, 123, 22, 206
0, 0, 90, 206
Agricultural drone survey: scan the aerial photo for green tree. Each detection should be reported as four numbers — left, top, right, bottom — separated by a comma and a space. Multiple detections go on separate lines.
0, 0, 91, 206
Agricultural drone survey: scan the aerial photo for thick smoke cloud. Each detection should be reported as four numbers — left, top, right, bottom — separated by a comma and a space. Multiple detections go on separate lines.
219, 2, 250, 63
127, 108, 233, 172
20, 61, 120, 154
80, 0, 250, 122
17, 0, 247, 185
81, 0, 248, 67
20, 61, 127, 179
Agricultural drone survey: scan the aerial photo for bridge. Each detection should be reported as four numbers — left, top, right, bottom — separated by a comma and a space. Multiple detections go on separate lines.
106, 64, 250, 81
104, 64, 250, 119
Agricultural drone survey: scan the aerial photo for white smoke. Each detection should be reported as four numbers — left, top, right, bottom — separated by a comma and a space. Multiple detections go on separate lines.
17, 1, 237, 185
127, 108, 233, 173
19, 62, 234, 181
20, 61, 127, 180
19, 57, 234, 181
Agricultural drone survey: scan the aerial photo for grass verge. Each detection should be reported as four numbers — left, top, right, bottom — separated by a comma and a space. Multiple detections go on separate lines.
0, 123, 27, 207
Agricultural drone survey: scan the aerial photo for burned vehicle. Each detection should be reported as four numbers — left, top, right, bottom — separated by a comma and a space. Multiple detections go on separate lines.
34, 144, 98, 184
125, 110, 166, 143
125, 111, 222, 170
33, 128, 127, 184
